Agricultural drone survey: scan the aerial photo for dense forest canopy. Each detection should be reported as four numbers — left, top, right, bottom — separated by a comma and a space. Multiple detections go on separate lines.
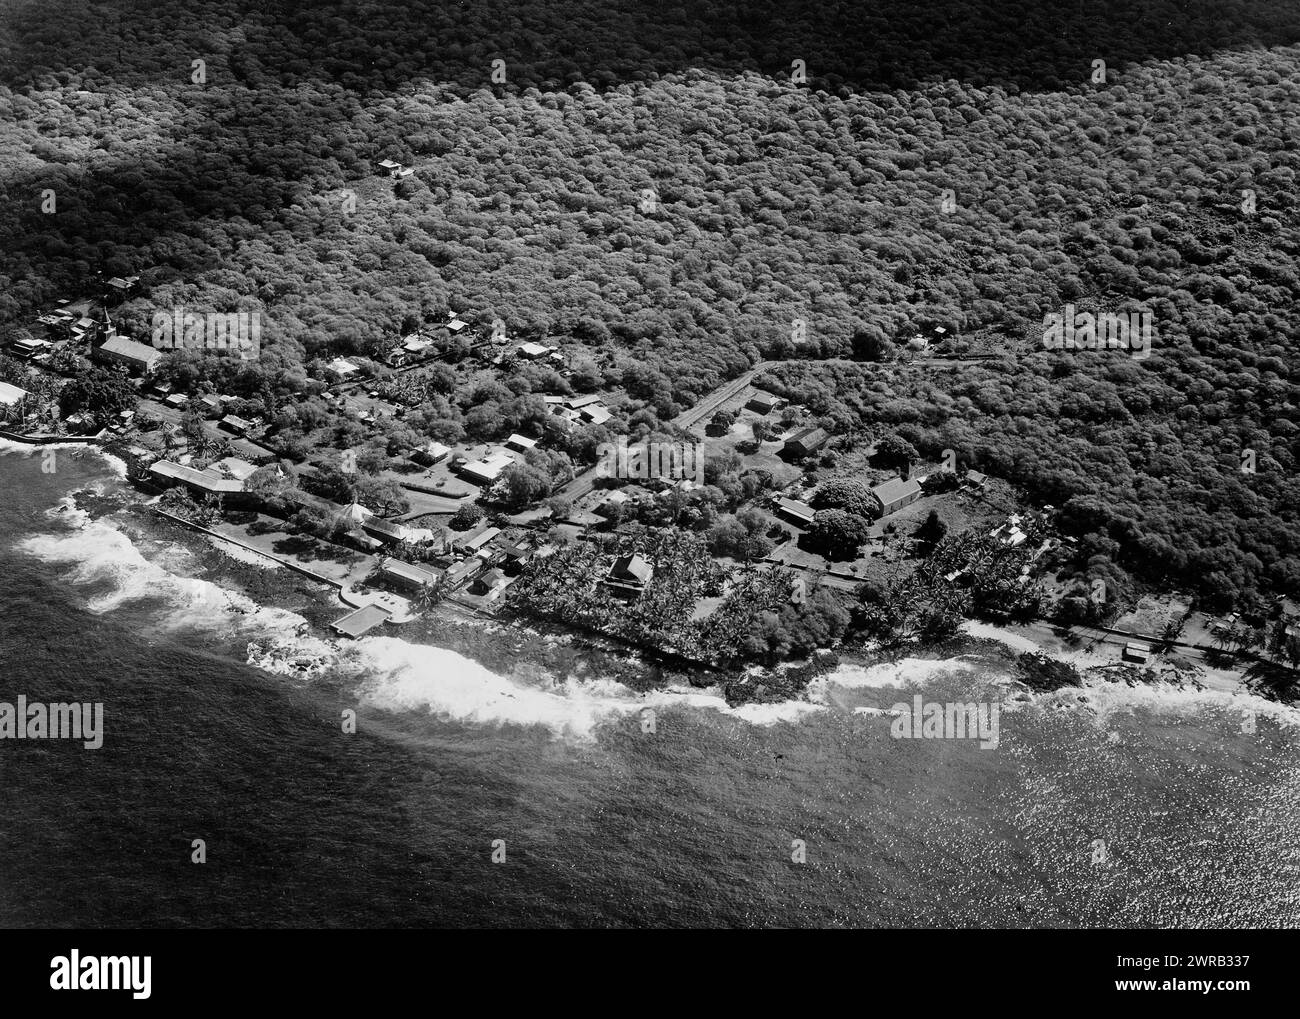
0, 0, 1298, 611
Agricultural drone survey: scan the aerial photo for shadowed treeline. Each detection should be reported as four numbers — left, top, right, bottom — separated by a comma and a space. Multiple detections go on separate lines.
1, 0, 1299, 94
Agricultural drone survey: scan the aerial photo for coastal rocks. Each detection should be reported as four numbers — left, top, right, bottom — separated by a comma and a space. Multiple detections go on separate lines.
246, 637, 336, 678
1015, 651, 1084, 691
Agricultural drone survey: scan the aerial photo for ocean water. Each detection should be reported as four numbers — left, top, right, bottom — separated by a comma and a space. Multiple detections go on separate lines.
0, 446, 1296, 928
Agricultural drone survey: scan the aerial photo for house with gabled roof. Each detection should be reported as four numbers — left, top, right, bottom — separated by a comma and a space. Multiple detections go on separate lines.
603, 553, 653, 599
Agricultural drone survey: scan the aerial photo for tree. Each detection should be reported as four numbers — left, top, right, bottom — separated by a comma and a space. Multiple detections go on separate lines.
709, 407, 737, 432
916, 509, 948, 545
751, 419, 770, 443
874, 433, 918, 471
806, 509, 872, 560
811, 478, 877, 518
58, 367, 137, 422
450, 503, 484, 530
499, 463, 552, 509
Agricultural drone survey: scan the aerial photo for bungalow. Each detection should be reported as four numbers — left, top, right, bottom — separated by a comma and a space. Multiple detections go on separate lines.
773, 496, 817, 528
93, 335, 161, 375
454, 526, 501, 555
11, 336, 51, 359
443, 555, 488, 588
963, 470, 988, 490
149, 459, 246, 499
469, 568, 510, 600
377, 158, 404, 176
410, 441, 451, 466
871, 477, 924, 517
990, 521, 1028, 547
362, 517, 411, 544
164, 393, 189, 410
747, 392, 782, 415
498, 540, 534, 573
401, 334, 432, 356
565, 394, 604, 411
446, 317, 469, 333
517, 342, 553, 359
580, 405, 612, 426
104, 276, 140, 299
219, 415, 253, 437
71, 316, 99, 341
781, 426, 829, 459
326, 357, 360, 380
460, 451, 513, 485
506, 433, 538, 453
377, 559, 444, 594
603, 553, 654, 599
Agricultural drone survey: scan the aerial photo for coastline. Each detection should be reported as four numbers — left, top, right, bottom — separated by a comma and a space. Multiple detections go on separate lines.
17, 441, 1289, 733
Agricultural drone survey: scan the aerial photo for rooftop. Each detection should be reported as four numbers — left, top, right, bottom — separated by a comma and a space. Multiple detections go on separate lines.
0, 381, 29, 406
330, 604, 392, 639
872, 476, 923, 504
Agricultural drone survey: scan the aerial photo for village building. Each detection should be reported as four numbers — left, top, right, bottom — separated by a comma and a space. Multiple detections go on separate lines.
963, 470, 988, 490
149, 460, 248, 501
11, 336, 52, 359
446, 317, 468, 333
377, 559, 443, 594
871, 477, 924, 517
454, 526, 501, 555
498, 540, 534, 573
781, 426, 829, 459
459, 450, 513, 485
443, 555, 489, 588
326, 357, 360, 380
747, 392, 782, 415
362, 517, 411, 545
410, 442, 451, 467
580, 405, 612, 426
773, 496, 817, 528
93, 335, 161, 375
505, 433, 538, 453
517, 342, 553, 359
990, 518, 1029, 547
469, 568, 510, 601
164, 393, 189, 409
603, 553, 654, 599
219, 415, 253, 437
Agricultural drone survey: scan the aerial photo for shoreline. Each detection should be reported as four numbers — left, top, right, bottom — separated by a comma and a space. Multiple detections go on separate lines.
21, 441, 1288, 724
